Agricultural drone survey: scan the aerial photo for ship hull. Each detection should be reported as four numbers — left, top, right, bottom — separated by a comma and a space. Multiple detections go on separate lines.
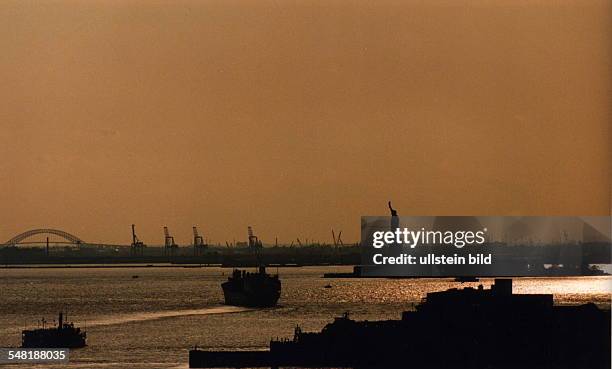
222, 283, 280, 308
22, 330, 86, 348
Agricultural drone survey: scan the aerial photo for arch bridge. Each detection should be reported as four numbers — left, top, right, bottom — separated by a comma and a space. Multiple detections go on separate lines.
4, 229, 84, 247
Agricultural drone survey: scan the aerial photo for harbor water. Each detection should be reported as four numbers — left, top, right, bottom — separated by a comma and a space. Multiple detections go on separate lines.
0, 266, 610, 368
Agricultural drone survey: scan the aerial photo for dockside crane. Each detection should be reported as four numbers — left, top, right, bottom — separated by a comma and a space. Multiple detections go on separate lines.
130, 224, 146, 256
336, 231, 343, 247
193, 226, 207, 256
163, 226, 178, 256
248, 226, 262, 249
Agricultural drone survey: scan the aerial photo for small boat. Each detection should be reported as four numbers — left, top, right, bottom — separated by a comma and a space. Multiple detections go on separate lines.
324, 284, 332, 289
22, 312, 86, 348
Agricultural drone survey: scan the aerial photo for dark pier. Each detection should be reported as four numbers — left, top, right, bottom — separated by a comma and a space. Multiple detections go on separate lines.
189, 279, 610, 369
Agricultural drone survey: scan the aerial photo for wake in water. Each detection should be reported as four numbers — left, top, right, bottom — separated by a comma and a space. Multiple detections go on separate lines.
0, 305, 253, 337
85, 305, 253, 327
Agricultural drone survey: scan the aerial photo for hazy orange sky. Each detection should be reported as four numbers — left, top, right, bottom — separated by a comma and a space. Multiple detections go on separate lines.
1, 0, 610, 245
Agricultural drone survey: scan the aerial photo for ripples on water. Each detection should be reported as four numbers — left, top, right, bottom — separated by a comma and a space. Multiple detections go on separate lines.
0, 266, 610, 368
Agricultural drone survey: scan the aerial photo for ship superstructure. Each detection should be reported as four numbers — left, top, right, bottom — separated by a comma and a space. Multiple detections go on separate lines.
221, 266, 281, 307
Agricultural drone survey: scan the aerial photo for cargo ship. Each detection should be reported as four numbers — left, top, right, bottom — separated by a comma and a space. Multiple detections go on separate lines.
22, 312, 87, 348
221, 266, 281, 307
192, 279, 610, 368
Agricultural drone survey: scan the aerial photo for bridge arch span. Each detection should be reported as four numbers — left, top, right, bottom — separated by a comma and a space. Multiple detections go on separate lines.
4, 229, 84, 246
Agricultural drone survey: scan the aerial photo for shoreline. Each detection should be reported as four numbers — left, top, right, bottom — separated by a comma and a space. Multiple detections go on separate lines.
0, 263, 340, 269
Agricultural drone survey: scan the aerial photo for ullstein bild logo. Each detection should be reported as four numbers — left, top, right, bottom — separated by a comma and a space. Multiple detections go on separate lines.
360, 216, 611, 277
